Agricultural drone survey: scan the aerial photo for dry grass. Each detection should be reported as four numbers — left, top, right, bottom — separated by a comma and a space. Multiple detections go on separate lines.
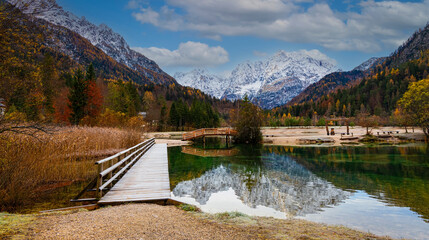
0, 212, 36, 238
0, 126, 143, 212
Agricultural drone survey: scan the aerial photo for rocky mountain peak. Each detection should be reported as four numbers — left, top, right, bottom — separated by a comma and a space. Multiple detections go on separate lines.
175, 50, 338, 109
6, 0, 175, 84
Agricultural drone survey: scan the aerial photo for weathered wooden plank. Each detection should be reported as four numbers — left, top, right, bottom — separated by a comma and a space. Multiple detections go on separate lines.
98, 143, 170, 204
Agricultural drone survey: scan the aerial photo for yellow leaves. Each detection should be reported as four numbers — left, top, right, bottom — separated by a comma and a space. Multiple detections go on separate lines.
393, 108, 401, 116
390, 68, 399, 75
398, 78, 429, 128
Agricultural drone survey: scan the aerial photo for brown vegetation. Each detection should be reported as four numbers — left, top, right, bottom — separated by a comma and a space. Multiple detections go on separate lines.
0, 126, 142, 212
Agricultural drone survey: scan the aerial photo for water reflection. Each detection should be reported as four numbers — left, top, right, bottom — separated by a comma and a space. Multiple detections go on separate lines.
169, 143, 429, 239
267, 145, 429, 222
172, 152, 350, 216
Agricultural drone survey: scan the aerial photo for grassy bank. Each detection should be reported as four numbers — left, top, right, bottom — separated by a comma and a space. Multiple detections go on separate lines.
0, 126, 143, 212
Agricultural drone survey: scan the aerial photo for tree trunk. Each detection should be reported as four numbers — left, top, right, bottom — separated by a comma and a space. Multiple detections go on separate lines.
423, 127, 428, 143
405, 126, 408, 133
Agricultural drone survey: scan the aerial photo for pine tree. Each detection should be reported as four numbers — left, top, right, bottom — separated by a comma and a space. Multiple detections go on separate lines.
68, 69, 88, 125
40, 53, 56, 116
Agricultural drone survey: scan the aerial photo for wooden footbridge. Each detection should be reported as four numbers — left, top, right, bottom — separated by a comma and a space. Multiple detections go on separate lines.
182, 128, 237, 141
72, 138, 171, 205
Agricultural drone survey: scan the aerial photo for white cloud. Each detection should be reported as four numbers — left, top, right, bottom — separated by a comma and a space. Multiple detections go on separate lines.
132, 41, 229, 68
126, 0, 144, 9
131, 0, 429, 52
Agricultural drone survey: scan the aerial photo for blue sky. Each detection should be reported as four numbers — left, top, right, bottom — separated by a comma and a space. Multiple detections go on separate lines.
57, 0, 429, 75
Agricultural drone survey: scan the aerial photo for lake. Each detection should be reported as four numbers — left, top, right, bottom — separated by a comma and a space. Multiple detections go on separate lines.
169, 142, 429, 239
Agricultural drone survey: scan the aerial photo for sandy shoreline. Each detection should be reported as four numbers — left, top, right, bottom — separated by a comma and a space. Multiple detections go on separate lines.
261, 126, 424, 146
147, 126, 425, 147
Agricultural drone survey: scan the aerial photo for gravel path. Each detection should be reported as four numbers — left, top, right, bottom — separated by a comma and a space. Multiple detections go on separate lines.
29, 204, 259, 240
27, 204, 392, 240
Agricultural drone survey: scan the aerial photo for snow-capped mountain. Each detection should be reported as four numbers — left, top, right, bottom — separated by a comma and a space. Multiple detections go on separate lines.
174, 69, 227, 99
173, 153, 350, 216
353, 57, 384, 71
175, 50, 338, 109
7, 0, 175, 84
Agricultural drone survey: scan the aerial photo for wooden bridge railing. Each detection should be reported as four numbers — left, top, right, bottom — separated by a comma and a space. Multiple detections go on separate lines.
95, 138, 155, 199
182, 128, 237, 141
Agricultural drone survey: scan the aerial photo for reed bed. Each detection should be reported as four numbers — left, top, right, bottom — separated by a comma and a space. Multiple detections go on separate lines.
0, 126, 143, 212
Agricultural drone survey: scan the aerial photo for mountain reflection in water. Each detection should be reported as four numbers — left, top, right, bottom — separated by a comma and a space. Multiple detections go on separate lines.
169, 144, 429, 239
172, 153, 350, 216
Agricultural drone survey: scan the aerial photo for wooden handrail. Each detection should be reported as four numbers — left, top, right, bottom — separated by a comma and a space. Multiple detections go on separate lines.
96, 138, 153, 165
95, 138, 155, 199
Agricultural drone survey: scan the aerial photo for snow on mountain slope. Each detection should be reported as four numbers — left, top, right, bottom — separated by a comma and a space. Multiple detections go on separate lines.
352, 57, 384, 71
174, 69, 226, 99
7, 0, 175, 84
175, 50, 338, 109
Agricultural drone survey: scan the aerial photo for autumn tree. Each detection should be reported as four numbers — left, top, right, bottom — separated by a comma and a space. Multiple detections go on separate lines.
235, 96, 263, 144
142, 91, 155, 111
356, 112, 382, 135
392, 108, 412, 133
84, 64, 103, 118
398, 78, 429, 140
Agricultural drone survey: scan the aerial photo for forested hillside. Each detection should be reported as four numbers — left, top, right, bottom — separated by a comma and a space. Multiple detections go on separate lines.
273, 24, 429, 121
273, 49, 429, 120
287, 70, 365, 105
0, 2, 235, 129
288, 24, 429, 107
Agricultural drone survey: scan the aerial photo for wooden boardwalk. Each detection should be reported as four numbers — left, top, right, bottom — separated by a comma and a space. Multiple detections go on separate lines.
98, 143, 170, 204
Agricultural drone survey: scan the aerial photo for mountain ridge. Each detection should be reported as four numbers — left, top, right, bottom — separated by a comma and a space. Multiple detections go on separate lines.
175, 50, 338, 109
6, 0, 176, 85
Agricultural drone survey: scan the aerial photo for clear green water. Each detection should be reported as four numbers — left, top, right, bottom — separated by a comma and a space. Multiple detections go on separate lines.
168, 142, 429, 239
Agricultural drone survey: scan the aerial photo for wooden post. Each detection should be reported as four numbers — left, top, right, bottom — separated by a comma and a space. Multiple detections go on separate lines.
346, 120, 350, 135
325, 121, 329, 136
96, 164, 103, 199
108, 159, 113, 188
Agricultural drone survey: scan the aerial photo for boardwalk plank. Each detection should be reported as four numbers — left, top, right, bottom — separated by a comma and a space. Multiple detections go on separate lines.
98, 144, 170, 204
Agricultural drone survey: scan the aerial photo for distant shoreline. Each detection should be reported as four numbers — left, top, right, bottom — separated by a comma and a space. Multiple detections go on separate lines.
148, 126, 425, 147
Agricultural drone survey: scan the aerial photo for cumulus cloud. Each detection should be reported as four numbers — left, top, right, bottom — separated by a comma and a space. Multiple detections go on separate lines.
132, 41, 229, 68
130, 0, 429, 52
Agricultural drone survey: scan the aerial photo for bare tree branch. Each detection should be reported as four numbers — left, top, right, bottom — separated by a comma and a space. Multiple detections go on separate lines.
0, 117, 56, 140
